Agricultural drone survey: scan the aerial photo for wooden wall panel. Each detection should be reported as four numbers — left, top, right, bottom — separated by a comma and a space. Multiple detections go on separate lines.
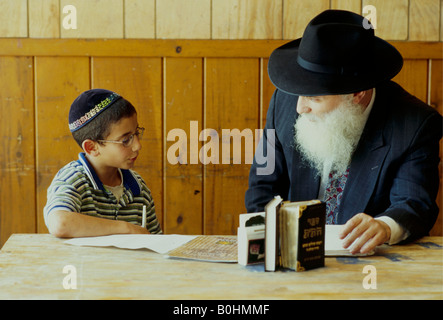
28, 0, 60, 38
283, 0, 330, 39
124, 0, 155, 39
2, 1, 443, 40
157, 0, 211, 39
410, 0, 440, 41
60, 0, 124, 39
362, 0, 408, 40
164, 58, 204, 234
91, 57, 164, 229
35, 57, 90, 233
393, 60, 429, 102
0, 0, 27, 37
212, 0, 282, 39
204, 58, 260, 235
261, 58, 275, 129
0, 57, 35, 245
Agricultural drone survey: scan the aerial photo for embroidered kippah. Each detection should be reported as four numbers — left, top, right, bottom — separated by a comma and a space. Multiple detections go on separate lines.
69, 89, 122, 132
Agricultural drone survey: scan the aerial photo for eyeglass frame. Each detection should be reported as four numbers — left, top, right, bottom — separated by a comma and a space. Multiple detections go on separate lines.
97, 126, 145, 148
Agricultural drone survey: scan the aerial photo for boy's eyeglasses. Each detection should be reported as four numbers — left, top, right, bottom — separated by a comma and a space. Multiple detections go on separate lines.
98, 127, 145, 148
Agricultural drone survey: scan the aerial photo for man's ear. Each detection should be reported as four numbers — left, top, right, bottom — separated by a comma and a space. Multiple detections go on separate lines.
82, 139, 100, 157
352, 89, 373, 106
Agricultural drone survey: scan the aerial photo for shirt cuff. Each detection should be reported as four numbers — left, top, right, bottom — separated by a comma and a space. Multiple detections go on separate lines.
375, 216, 409, 245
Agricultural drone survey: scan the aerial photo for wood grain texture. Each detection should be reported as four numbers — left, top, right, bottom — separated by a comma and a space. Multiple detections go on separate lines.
124, 0, 155, 39
0, 57, 35, 245
28, 0, 60, 38
164, 58, 204, 234
156, 0, 211, 39
0, 0, 27, 37
283, 0, 330, 39
91, 57, 164, 229
409, 0, 440, 41
60, 0, 123, 39
34, 57, 90, 233
204, 58, 260, 235
1, 234, 442, 299
212, 0, 282, 39
362, 0, 408, 40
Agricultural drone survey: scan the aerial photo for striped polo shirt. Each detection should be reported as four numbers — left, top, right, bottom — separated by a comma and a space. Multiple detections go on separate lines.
44, 153, 162, 234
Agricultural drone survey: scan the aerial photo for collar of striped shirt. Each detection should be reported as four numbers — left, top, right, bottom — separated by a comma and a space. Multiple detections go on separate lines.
77, 152, 142, 196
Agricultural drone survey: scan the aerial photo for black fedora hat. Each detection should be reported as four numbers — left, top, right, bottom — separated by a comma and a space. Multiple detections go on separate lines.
268, 10, 403, 96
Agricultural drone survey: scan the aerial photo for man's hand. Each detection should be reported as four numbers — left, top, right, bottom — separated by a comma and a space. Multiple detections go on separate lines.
339, 213, 391, 254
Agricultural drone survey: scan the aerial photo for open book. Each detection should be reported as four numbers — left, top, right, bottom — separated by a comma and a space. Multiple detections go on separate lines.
325, 225, 375, 256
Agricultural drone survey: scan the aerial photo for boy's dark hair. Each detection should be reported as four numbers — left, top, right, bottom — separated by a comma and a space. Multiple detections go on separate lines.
72, 98, 137, 147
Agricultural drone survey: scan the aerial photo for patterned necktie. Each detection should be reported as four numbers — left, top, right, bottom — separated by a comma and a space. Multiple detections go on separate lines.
324, 167, 350, 224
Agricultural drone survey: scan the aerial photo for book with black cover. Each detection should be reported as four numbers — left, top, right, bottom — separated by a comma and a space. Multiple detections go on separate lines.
279, 200, 326, 271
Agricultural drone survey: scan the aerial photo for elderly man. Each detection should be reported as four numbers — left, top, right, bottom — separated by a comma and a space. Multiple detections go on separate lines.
245, 10, 442, 254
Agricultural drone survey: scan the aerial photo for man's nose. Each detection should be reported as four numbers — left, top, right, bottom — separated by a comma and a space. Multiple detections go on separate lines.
297, 96, 312, 114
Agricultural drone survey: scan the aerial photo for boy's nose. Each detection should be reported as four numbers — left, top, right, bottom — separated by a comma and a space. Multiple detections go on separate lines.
132, 135, 142, 151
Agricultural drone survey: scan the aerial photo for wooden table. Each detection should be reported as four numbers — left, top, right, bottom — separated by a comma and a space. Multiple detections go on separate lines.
0, 234, 442, 300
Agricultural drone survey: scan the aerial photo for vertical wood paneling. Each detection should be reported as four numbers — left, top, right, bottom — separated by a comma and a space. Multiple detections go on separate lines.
283, 0, 330, 39
204, 58, 260, 235
0, 0, 27, 37
28, 0, 60, 38
331, 0, 361, 13
393, 60, 429, 102
362, 0, 408, 40
156, 0, 211, 39
124, 0, 155, 39
91, 57, 164, 229
60, 0, 123, 38
212, 0, 283, 39
0, 57, 35, 246
410, 0, 440, 41
261, 58, 275, 129
164, 58, 204, 234
35, 57, 90, 233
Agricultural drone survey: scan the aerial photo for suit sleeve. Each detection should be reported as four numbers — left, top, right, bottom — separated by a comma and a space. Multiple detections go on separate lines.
379, 111, 442, 241
245, 90, 291, 212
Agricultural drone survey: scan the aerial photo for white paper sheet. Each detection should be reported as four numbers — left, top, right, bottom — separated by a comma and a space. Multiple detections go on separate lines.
65, 234, 197, 254
325, 225, 374, 256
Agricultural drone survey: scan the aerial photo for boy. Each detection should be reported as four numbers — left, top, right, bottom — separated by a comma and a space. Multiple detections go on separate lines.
44, 89, 162, 237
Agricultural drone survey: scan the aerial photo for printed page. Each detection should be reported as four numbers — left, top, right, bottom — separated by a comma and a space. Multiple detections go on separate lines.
166, 235, 238, 262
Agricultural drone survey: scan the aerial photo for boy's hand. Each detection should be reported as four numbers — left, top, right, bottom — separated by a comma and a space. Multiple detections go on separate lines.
339, 213, 391, 254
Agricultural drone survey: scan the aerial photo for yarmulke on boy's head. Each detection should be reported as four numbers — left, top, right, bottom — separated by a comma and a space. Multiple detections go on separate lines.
69, 89, 122, 132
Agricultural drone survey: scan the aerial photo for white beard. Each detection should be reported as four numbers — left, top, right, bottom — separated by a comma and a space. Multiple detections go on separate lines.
294, 96, 368, 176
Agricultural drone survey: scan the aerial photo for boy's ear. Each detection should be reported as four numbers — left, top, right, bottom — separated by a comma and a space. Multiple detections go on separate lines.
82, 139, 100, 156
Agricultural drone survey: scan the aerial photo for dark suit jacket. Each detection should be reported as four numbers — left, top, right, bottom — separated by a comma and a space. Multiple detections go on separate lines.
245, 81, 442, 241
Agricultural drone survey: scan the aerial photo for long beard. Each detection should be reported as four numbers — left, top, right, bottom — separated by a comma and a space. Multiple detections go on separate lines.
294, 96, 368, 175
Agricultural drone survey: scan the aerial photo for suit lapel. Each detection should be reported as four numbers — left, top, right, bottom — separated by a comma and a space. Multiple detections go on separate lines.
290, 149, 321, 201
337, 93, 390, 224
